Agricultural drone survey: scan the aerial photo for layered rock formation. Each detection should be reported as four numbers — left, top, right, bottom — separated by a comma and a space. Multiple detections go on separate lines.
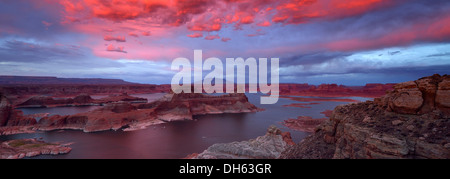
0, 139, 71, 159
376, 74, 450, 115
150, 93, 261, 121
0, 94, 11, 126
281, 74, 450, 159
2, 93, 261, 134
193, 126, 294, 159
282, 116, 328, 133
0, 94, 36, 131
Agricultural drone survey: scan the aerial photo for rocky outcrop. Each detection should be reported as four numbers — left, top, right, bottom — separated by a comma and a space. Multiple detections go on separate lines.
0, 94, 36, 129
151, 93, 261, 122
103, 102, 136, 113
436, 76, 450, 114
282, 116, 328, 133
73, 94, 93, 104
377, 74, 450, 115
18, 95, 73, 107
0, 94, 12, 126
35, 106, 157, 133
0, 139, 71, 159
281, 74, 450, 159
194, 126, 293, 159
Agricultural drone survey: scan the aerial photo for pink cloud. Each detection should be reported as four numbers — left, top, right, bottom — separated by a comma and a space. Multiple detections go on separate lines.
103, 35, 126, 42
106, 44, 127, 53
142, 31, 151, 36
205, 35, 220, 40
221, 37, 231, 42
247, 29, 266, 37
129, 32, 139, 37
58, 0, 398, 40
187, 33, 203, 38
257, 21, 271, 27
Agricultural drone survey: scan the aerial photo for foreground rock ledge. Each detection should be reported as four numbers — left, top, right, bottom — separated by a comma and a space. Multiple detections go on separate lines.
0, 139, 71, 159
192, 126, 294, 159
280, 74, 450, 159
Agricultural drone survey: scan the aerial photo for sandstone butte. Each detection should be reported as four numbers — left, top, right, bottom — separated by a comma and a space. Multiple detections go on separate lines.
0, 93, 261, 135
281, 74, 450, 159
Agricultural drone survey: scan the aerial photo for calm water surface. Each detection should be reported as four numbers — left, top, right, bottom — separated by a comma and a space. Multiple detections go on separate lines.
0, 93, 369, 159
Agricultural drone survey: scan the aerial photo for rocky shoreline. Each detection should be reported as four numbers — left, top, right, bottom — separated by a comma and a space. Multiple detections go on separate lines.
0, 139, 71, 159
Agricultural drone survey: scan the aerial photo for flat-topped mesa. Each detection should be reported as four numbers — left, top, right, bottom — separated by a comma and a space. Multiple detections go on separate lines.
281, 74, 450, 159
152, 93, 261, 122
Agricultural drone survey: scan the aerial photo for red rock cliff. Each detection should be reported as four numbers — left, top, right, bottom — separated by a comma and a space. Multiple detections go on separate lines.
281, 74, 450, 159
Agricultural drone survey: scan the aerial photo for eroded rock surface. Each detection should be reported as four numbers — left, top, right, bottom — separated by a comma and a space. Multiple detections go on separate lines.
194, 126, 293, 159
281, 74, 450, 159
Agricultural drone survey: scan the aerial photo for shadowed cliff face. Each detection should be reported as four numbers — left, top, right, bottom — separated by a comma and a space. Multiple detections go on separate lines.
281, 74, 450, 159
0, 94, 36, 128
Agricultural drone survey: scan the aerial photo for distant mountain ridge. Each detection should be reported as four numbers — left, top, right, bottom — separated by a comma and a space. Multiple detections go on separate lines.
0, 76, 136, 85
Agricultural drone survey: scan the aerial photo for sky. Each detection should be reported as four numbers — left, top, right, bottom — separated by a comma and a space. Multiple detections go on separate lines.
1, 0, 450, 85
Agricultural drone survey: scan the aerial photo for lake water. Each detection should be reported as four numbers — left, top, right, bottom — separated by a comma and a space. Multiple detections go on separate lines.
0, 93, 370, 159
